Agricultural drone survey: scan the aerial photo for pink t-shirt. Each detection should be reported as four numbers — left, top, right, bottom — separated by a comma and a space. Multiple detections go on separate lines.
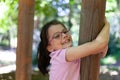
49, 49, 80, 80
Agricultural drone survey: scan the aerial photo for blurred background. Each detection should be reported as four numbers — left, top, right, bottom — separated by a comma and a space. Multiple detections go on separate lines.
0, 0, 120, 80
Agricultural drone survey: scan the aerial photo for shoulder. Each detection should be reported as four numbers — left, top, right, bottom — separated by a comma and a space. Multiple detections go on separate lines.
50, 49, 66, 57
49, 49, 67, 62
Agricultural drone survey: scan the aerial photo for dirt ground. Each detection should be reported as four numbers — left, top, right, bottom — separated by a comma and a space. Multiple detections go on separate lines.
100, 66, 120, 80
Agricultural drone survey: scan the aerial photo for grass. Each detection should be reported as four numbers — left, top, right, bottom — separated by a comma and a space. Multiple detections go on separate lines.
0, 71, 15, 80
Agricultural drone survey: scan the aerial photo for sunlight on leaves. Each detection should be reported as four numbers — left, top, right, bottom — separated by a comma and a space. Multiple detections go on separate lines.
101, 56, 117, 64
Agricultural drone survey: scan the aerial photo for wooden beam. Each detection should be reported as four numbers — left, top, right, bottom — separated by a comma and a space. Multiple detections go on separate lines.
16, 0, 34, 80
79, 0, 106, 80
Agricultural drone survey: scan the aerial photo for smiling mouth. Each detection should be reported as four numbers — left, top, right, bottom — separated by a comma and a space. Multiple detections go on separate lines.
61, 39, 71, 45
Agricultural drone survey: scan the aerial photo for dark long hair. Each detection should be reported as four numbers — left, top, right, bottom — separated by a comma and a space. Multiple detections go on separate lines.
37, 20, 66, 75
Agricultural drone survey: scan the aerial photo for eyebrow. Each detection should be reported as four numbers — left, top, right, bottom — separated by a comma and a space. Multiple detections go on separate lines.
58, 28, 67, 32
53, 28, 67, 34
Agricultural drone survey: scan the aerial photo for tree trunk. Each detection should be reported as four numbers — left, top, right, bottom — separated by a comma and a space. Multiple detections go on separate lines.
16, 0, 34, 80
79, 0, 106, 80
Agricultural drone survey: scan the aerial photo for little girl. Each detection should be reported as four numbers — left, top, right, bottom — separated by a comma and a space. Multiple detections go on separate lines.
37, 19, 110, 80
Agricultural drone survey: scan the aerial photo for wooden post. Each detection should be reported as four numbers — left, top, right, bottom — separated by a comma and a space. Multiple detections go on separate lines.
16, 0, 34, 80
79, 0, 106, 80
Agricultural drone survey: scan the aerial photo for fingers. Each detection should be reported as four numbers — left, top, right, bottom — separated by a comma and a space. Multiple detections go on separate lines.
101, 46, 108, 58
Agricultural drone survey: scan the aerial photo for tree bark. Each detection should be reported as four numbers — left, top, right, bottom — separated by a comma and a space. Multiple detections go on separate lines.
16, 0, 34, 80
79, 0, 106, 80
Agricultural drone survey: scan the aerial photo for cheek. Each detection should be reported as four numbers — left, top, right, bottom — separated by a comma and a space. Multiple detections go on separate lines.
53, 41, 63, 49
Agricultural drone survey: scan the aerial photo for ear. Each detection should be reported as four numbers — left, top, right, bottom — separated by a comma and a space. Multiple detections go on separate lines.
47, 45, 54, 52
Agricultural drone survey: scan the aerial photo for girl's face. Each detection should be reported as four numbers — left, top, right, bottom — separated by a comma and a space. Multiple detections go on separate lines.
47, 24, 72, 52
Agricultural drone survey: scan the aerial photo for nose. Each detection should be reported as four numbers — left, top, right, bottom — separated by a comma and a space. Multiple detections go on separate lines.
61, 33, 68, 38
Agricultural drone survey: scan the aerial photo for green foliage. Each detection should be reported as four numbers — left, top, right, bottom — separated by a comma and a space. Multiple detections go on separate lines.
106, 0, 117, 12
69, 0, 75, 5
101, 33, 120, 65
35, 0, 57, 17
0, 0, 18, 33
101, 51, 120, 65
107, 33, 120, 55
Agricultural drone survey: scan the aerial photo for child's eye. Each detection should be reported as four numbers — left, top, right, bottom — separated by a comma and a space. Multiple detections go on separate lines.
53, 33, 61, 39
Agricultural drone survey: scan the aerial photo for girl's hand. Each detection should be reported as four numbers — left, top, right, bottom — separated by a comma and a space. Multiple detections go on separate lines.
100, 46, 108, 58
95, 19, 110, 46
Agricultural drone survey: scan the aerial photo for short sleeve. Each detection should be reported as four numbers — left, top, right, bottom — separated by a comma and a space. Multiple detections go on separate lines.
50, 49, 67, 63
57, 49, 67, 63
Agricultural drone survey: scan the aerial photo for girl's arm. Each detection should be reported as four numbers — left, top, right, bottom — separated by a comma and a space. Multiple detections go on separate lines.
66, 20, 110, 62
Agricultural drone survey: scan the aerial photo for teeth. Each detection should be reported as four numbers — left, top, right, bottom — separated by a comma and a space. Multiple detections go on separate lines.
62, 39, 70, 45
